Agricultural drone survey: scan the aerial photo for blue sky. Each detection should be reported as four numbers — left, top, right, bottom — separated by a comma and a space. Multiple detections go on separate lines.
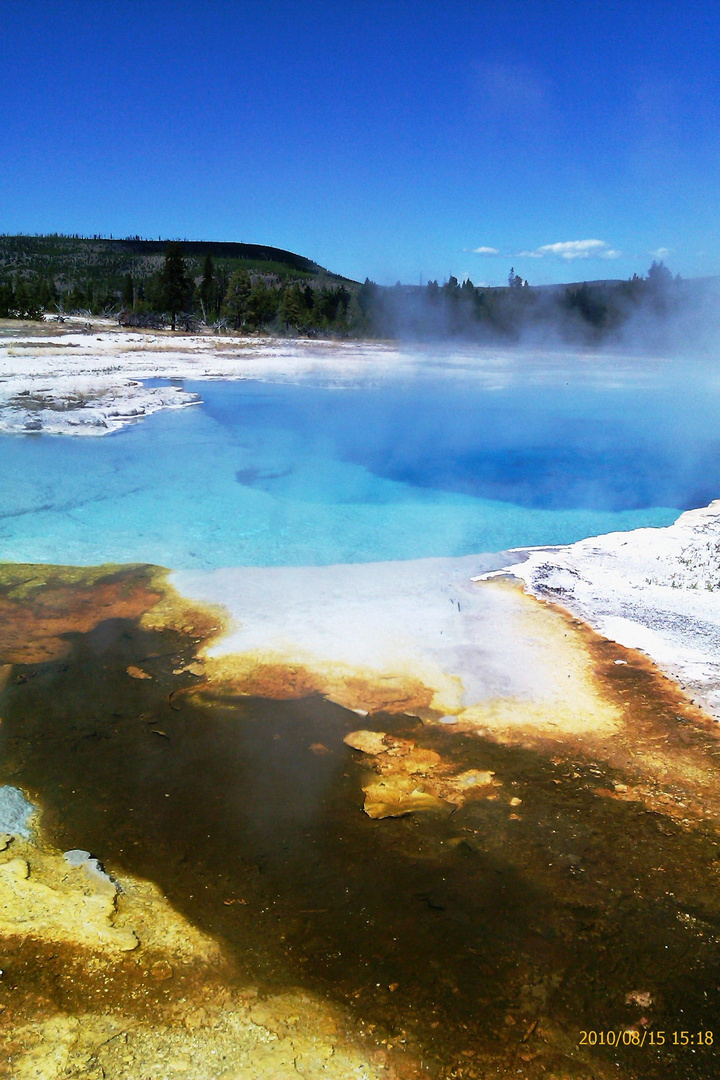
2, 0, 719, 286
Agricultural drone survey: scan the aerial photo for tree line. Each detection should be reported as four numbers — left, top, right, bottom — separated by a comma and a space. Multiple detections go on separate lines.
0, 234, 700, 345
151, 246, 355, 334
354, 260, 688, 344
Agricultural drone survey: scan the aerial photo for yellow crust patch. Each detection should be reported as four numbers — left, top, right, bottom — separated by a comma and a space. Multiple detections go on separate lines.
195, 650, 464, 717
0, 838, 221, 961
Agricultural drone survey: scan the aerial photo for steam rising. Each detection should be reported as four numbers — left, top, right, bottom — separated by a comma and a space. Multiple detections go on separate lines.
359, 268, 720, 356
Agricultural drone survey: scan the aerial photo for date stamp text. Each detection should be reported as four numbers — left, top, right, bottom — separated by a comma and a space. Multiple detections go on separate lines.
579, 1030, 713, 1048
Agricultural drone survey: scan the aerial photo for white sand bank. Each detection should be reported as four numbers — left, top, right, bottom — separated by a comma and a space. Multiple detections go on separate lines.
478, 500, 720, 719
177, 556, 536, 706
0, 326, 404, 434
0, 373, 198, 435
173, 554, 621, 739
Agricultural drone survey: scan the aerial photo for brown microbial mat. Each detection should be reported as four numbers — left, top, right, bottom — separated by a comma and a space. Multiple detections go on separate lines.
1, 564, 720, 1079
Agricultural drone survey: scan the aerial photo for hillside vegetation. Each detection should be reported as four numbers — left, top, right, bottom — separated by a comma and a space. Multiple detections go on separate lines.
0, 234, 359, 332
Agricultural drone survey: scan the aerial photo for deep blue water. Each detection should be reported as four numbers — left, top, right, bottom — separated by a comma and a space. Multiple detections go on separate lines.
0, 367, 717, 568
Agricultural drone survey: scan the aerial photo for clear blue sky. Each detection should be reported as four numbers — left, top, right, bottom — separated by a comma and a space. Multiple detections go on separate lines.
2, 0, 719, 286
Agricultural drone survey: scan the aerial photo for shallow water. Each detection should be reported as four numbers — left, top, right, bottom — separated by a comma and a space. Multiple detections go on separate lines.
3, 366, 719, 567
1, 579, 719, 1078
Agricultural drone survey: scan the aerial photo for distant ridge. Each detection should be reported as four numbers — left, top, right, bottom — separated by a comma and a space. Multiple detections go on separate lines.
0, 233, 354, 283
96, 237, 328, 275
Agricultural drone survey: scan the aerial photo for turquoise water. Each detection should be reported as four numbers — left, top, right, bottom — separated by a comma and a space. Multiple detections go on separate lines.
0, 371, 716, 569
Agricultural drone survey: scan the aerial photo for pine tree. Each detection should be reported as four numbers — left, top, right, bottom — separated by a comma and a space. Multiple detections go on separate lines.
336, 284, 350, 317
246, 281, 278, 328
357, 278, 377, 316
279, 283, 303, 330
158, 243, 191, 330
0, 280, 14, 318
443, 275, 460, 299
123, 273, 134, 308
199, 253, 215, 322
222, 269, 252, 329
14, 277, 43, 320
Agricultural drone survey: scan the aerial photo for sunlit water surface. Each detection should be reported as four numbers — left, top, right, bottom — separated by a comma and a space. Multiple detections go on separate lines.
1, 356, 719, 567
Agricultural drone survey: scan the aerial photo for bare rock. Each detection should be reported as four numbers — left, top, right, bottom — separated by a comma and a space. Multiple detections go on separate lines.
127, 665, 152, 680
362, 777, 455, 819
344, 730, 387, 755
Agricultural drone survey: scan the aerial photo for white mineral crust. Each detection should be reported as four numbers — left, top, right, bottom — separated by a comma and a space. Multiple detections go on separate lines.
477, 501, 720, 719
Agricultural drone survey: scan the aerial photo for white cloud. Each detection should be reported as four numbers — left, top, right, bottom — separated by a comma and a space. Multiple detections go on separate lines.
519, 239, 622, 261
468, 239, 623, 264
651, 247, 671, 260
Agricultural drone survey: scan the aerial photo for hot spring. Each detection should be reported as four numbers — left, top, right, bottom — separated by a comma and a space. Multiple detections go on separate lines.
0, 347, 718, 568
3, 341, 720, 1080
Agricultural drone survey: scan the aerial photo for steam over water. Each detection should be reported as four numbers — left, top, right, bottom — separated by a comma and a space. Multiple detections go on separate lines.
0, 351, 718, 567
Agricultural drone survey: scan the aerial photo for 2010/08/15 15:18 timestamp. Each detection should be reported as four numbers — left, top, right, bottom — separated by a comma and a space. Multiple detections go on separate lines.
579, 1031, 714, 1048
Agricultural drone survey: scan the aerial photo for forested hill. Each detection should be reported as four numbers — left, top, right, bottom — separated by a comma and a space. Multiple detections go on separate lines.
0, 233, 349, 285
95, 237, 327, 272
0, 233, 359, 331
